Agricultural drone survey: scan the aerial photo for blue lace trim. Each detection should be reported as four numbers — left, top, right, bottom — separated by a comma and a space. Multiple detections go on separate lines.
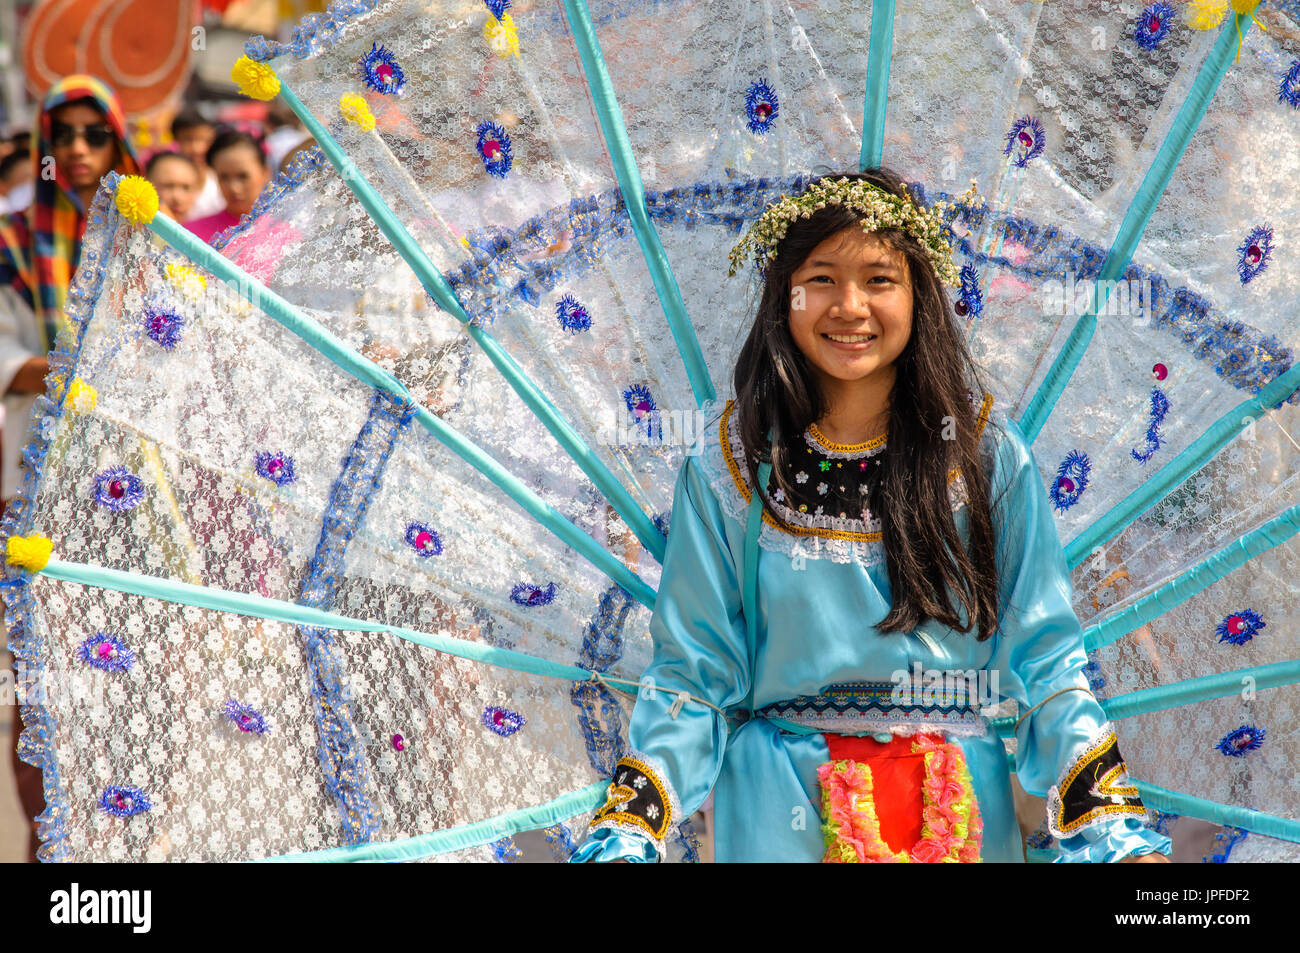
445, 173, 812, 326
570, 583, 633, 777
0, 188, 122, 861
211, 146, 329, 253
245, 0, 384, 62
297, 389, 416, 844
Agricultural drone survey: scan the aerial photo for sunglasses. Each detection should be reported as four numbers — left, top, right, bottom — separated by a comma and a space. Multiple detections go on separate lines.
50, 122, 113, 149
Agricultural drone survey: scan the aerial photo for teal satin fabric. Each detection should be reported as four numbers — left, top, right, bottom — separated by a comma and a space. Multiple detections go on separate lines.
573, 416, 1171, 863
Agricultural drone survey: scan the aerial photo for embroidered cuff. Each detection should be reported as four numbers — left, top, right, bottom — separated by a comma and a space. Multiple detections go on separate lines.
589, 751, 683, 858
1046, 723, 1147, 839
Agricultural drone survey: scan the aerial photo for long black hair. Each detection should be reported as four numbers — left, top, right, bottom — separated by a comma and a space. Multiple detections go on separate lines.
732, 168, 1002, 641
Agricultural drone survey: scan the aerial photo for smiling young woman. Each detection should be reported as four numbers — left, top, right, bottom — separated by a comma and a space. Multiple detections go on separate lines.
570, 168, 1170, 864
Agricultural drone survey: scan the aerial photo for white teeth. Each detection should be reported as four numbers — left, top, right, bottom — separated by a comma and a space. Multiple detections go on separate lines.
825, 333, 876, 343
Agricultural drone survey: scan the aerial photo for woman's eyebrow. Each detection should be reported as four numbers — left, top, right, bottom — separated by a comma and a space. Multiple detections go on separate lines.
802, 257, 900, 269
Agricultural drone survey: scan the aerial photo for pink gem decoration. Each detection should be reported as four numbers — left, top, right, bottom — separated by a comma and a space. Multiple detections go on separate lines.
1246, 244, 1262, 264
109, 480, 125, 498
392, 733, 405, 751
415, 531, 433, 550
376, 63, 393, 81
1227, 616, 1245, 635
1058, 477, 1075, 494
1018, 129, 1034, 148
483, 138, 501, 158
1152, 362, 1168, 381
1148, 14, 1160, 31
859, 460, 867, 471
97, 642, 114, 659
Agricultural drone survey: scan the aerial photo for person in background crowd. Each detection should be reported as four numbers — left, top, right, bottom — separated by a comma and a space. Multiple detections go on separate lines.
171, 107, 224, 220
8, 131, 32, 158
0, 75, 138, 864
0, 150, 33, 215
185, 129, 270, 244
145, 150, 201, 222
263, 99, 310, 171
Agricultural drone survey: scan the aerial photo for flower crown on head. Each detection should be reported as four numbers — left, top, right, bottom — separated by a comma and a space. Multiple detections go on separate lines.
727, 176, 981, 287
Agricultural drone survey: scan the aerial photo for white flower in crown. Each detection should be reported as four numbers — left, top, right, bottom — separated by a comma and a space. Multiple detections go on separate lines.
796, 471, 808, 484
646, 804, 660, 820
633, 775, 648, 789
816, 482, 829, 495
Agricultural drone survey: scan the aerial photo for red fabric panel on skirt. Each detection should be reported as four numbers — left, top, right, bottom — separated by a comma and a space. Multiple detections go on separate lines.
825, 732, 946, 857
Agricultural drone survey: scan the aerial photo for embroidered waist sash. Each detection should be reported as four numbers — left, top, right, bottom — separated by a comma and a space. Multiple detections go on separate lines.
755, 679, 989, 737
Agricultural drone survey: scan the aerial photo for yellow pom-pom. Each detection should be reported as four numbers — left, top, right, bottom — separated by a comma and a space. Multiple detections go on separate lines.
114, 176, 159, 225
1229, 0, 1260, 14
6, 535, 52, 572
231, 55, 281, 101
338, 93, 376, 132
1186, 0, 1230, 29
483, 12, 520, 58
165, 262, 207, 300
66, 378, 98, 414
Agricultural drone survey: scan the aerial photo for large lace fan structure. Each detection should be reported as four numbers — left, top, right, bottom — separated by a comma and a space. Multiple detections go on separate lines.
6, 0, 1300, 861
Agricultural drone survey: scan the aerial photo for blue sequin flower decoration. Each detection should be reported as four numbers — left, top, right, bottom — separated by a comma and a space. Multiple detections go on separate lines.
1026, 828, 1054, 850
744, 79, 779, 135
77, 632, 135, 673
1237, 225, 1273, 285
1134, 3, 1175, 50
224, 699, 271, 735
955, 263, 983, 320
360, 43, 406, 96
490, 836, 522, 862
476, 121, 513, 178
1048, 450, 1091, 511
555, 294, 592, 333
484, 0, 511, 18
1004, 116, 1045, 167
144, 305, 184, 350
254, 451, 296, 486
92, 465, 145, 511
1216, 724, 1265, 757
100, 785, 151, 817
1280, 60, 1300, 109
405, 521, 444, 557
510, 582, 557, 607
483, 706, 526, 736
1217, 609, 1265, 646
1082, 659, 1106, 692
1130, 388, 1170, 464
623, 384, 661, 440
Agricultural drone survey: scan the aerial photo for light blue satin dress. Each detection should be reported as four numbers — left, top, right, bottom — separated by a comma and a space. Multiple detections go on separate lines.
573, 401, 1171, 863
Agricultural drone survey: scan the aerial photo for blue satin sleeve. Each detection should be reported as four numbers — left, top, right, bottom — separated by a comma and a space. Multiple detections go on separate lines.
986, 418, 1170, 862
569, 828, 658, 863
571, 456, 750, 862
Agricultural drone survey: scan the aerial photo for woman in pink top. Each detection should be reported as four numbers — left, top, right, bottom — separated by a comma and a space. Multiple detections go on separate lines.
185, 129, 270, 244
